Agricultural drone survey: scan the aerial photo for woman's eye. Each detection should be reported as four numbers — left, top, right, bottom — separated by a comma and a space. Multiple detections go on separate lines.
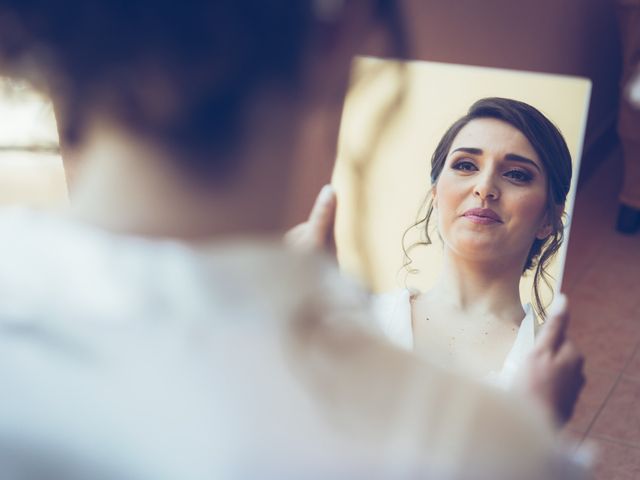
452, 160, 477, 172
505, 169, 533, 183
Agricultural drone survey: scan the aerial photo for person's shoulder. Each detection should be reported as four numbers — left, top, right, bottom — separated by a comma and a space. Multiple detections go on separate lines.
334, 340, 588, 479
0, 206, 44, 239
411, 358, 588, 478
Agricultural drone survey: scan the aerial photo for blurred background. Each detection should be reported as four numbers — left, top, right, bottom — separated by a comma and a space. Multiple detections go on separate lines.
0, 78, 67, 209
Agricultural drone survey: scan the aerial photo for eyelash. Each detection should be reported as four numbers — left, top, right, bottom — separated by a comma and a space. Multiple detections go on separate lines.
505, 169, 533, 183
451, 160, 534, 184
452, 160, 477, 172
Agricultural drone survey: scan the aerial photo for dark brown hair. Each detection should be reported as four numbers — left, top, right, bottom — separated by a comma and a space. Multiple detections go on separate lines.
403, 97, 572, 319
0, 0, 403, 176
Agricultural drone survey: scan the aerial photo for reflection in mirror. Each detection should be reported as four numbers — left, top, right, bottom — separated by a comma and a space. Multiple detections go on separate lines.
333, 57, 591, 384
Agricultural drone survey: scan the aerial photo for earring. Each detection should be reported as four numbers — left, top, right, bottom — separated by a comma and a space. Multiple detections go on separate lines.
536, 223, 553, 240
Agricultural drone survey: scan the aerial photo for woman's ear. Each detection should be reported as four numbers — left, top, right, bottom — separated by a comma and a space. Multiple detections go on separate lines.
536, 206, 563, 240
431, 186, 438, 209
535, 221, 553, 240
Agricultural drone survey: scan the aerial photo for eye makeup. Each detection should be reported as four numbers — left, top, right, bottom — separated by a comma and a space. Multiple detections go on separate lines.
503, 168, 534, 184
448, 155, 537, 185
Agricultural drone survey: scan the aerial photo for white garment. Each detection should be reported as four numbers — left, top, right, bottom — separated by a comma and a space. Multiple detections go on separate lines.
372, 289, 536, 389
0, 208, 588, 480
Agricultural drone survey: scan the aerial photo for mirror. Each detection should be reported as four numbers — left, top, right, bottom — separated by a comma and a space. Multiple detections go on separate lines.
334, 57, 590, 306
332, 57, 591, 381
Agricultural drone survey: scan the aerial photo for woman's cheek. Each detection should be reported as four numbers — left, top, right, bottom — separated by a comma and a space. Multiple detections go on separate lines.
509, 188, 548, 230
435, 180, 468, 240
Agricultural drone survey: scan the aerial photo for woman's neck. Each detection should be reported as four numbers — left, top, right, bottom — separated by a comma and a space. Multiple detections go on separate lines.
428, 249, 526, 324
67, 100, 303, 241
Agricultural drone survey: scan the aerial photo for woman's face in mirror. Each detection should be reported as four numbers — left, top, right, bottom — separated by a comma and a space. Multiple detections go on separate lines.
433, 118, 550, 267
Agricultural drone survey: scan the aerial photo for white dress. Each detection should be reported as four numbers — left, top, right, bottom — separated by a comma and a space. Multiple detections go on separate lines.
372, 289, 537, 389
0, 208, 588, 479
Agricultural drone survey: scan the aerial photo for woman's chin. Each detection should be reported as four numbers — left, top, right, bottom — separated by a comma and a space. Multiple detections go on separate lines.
448, 228, 502, 247
444, 234, 510, 262
455, 245, 504, 262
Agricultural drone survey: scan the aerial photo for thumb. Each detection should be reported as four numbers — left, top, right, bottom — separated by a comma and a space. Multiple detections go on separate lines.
536, 293, 570, 353
307, 184, 337, 245
308, 184, 336, 223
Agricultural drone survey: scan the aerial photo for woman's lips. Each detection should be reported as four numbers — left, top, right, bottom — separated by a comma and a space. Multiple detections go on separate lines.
462, 208, 502, 225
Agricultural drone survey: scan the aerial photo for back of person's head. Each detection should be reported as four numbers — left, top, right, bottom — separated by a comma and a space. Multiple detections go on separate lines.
0, 0, 400, 176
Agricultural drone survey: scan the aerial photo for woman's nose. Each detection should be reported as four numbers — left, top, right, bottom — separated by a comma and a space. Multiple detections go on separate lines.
473, 173, 499, 200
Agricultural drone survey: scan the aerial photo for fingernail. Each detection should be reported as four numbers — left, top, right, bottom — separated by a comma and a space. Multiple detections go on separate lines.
319, 184, 335, 201
549, 293, 568, 317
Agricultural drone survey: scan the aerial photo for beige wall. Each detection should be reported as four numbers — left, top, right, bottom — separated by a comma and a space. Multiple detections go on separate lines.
0, 153, 67, 209
0, 79, 67, 210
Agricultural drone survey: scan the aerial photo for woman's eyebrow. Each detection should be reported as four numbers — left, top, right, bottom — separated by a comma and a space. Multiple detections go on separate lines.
504, 153, 541, 172
450, 147, 482, 156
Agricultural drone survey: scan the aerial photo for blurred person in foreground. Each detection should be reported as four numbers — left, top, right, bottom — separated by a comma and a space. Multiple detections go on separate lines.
0, 1, 586, 479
